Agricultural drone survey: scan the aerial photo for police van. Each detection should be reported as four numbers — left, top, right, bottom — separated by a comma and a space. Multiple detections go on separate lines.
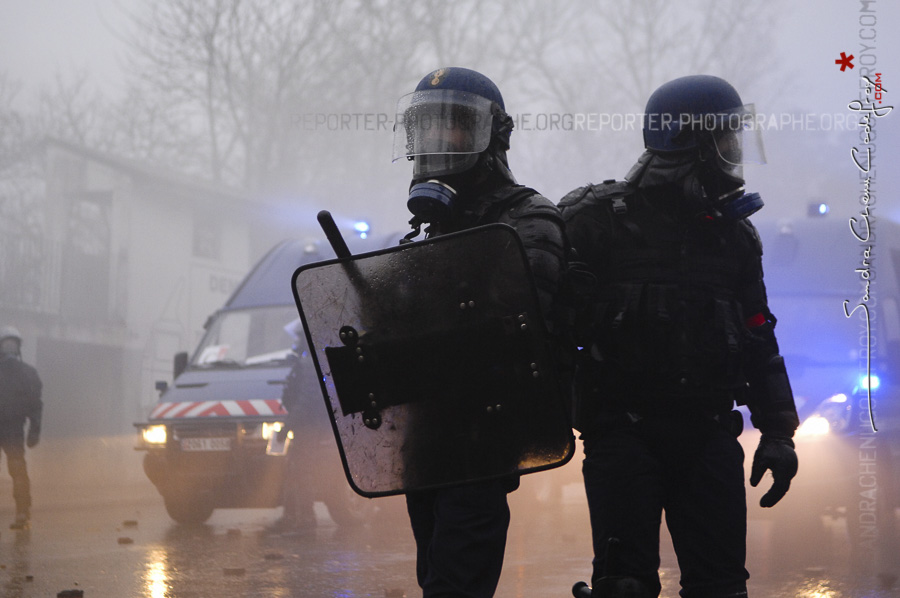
134, 236, 363, 525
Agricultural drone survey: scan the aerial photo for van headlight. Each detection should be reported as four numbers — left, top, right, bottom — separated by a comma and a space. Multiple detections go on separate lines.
796, 415, 831, 438
243, 422, 288, 440
796, 393, 851, 439
138, 424, 167, 448
261, 421, 284, 440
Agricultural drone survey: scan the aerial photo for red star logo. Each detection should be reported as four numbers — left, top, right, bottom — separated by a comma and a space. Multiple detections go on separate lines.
835, 52, 855, 71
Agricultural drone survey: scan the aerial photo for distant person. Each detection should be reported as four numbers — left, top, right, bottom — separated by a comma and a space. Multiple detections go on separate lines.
0, 326, 43, 529
275, 321, 359, 532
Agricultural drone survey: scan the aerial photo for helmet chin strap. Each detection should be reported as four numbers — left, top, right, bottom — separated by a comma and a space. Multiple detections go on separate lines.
454, 143, 516, 191
488, 148, 517, 185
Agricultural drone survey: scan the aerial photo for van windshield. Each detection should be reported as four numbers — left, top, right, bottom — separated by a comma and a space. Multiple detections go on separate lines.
191, 305, 300, 368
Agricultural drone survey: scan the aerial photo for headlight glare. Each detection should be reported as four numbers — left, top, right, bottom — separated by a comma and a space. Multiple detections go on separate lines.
141, 424, 167, 446
797, 415, 831, 438
261, 421, 283, 440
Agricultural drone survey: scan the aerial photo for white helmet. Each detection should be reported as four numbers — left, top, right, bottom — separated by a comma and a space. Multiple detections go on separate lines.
0, 326, 22, 356
0, 326, 22, 343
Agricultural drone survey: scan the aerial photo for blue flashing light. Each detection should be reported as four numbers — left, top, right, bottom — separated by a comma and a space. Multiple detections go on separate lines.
860, 374, 880, 390
808, 202, 830, 217
353, 221, 370, 239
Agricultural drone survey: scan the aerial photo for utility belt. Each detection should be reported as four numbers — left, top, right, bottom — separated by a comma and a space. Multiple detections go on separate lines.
571, 354, 745, 434
585, 408, 745, 439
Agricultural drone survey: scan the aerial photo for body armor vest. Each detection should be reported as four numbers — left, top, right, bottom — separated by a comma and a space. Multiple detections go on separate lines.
561, 181, 760, 413
443, 184, 566, 321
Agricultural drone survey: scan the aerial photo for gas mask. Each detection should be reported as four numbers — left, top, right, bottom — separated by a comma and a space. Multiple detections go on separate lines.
406, 179, 459, 224
694, 154, 764, 221
682, 106, 766, 220
699, 114, 766, 220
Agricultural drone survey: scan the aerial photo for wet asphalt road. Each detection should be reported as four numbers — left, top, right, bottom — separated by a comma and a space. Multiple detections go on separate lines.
0, 469, 898, 598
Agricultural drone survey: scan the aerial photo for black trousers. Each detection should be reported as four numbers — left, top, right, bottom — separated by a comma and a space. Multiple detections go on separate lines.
0, 423, 30, 514
582, 416, 749, 598
405, 479, 511, 598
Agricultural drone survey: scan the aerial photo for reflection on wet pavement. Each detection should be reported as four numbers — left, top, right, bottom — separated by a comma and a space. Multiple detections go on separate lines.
0, 473, 897, 597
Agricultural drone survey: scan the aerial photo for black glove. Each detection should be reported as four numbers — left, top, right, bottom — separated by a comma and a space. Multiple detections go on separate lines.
26, 426, 40, 448
749, 435, 798, 507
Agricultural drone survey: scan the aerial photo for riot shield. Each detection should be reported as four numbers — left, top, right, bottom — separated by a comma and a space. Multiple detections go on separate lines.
292, 223, 574, 497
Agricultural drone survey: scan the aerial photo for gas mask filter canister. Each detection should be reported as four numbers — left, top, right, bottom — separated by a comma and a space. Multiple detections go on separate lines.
407, 179, 458, 223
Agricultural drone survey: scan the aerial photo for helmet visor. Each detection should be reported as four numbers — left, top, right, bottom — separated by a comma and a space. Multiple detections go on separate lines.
710, 104, 766, 176
393, 89, 494, 177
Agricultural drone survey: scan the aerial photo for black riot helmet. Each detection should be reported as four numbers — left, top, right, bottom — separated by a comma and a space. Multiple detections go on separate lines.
638, 75, 766, 220
393, 68, 516, 225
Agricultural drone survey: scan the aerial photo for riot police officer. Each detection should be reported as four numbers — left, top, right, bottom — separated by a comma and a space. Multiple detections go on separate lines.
393, 67, 566, 598
559, 76, 799, 598
0, 326, 43, 529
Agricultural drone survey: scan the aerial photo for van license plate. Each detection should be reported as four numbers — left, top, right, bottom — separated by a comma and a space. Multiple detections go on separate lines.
181, 437, 231, 451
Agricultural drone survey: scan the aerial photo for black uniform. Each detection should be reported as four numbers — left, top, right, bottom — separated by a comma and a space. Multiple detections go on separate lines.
393, 65, 571, 598
405, 181, 566, 598
0, 353, 42, 520
559, 180, 798, 598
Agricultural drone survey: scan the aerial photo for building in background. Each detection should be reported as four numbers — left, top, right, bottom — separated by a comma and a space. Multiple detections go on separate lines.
0, 138, 313, 489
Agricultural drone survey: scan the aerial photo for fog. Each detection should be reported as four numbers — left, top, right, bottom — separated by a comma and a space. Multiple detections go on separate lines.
3, 1, 897, 229
0, 0, 898, 594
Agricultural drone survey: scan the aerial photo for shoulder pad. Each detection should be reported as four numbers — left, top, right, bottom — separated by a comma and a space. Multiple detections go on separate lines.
560, 180, 634, 214
739, 219, 764, 255
588, 180, 632, 201
558, 185, 592, 208
506, 189, 562, 220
